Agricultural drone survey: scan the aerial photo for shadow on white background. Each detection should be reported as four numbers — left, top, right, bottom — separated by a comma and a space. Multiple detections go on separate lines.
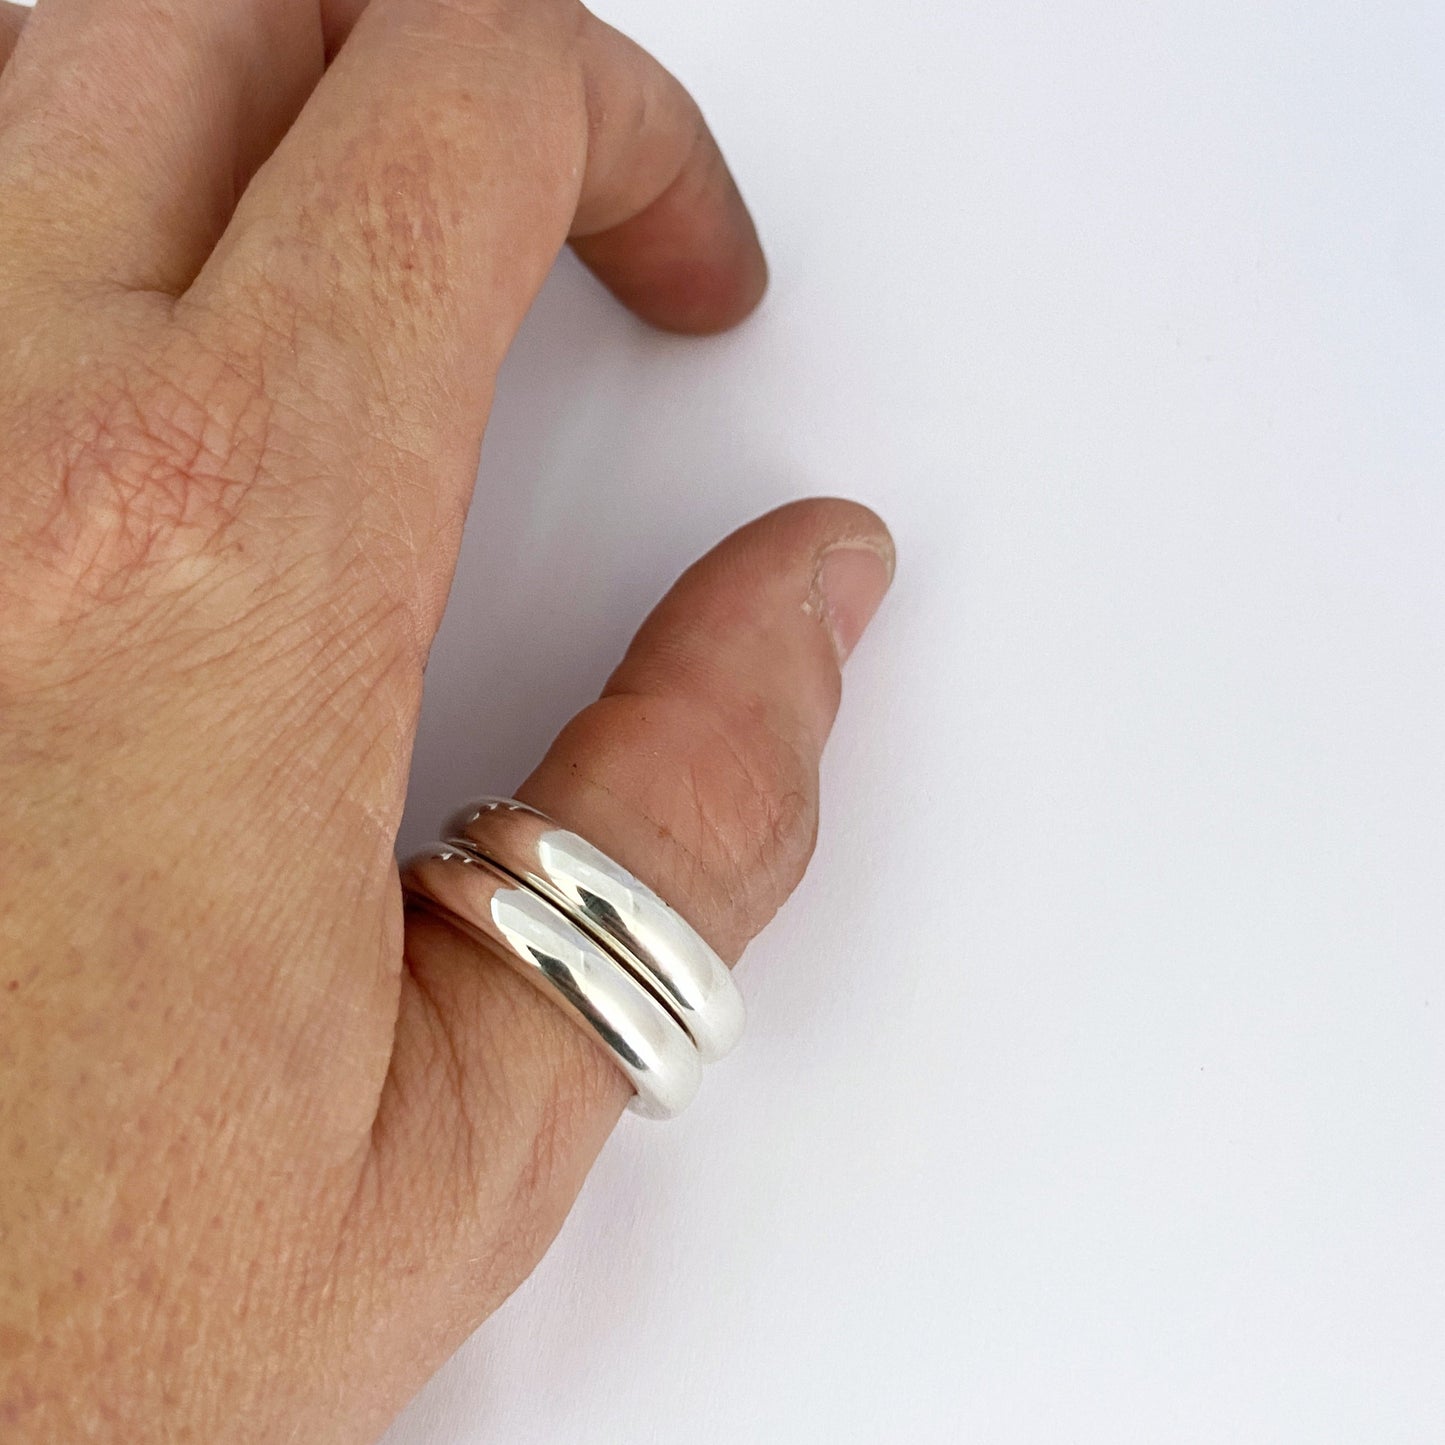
397, 253, 803, 859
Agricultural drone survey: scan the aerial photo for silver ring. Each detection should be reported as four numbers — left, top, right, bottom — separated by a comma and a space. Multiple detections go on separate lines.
404, 845, 703, 1119
443, 798, 745, 1064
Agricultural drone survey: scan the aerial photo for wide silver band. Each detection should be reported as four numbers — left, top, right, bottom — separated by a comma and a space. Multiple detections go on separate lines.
404, 845, 703, 1118
402, 799, 744, 1119
444, 799, 745, 1064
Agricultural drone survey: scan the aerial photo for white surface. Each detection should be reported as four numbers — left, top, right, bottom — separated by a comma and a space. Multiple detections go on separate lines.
390, 1, 1445, 1441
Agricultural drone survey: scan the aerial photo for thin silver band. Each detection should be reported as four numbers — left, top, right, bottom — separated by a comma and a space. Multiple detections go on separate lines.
443, 798, 745, 1064
404, 844, 703, 1118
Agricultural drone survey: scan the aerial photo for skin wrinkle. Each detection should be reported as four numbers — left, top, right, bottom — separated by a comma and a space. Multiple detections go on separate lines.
574, 687, 824, 939
181, 253, 481, 657
15, 348, 273, 612
401, 952, 484, 1181
573, 80, 706, 242
10, 1028, 280, 1432
377, 908, 625, 1223
373, 965, 574, 1312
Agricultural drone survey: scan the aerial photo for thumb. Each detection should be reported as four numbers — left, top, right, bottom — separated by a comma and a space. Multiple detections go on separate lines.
351, 498, 892, 1400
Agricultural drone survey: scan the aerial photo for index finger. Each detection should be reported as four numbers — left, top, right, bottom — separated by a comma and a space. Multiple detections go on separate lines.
186, 0, 765, 404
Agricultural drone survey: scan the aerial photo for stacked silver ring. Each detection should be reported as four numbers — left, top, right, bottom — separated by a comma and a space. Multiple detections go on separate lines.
402, 798, 744, 1119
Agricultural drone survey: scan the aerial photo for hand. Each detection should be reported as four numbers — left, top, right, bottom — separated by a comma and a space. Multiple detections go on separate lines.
0, 2, 893, 1439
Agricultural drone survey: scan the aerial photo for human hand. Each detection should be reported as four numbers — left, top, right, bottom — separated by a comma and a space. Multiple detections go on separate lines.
0, 1, 893, 1439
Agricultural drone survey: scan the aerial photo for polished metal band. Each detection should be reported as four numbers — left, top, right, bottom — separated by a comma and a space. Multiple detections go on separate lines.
402, 799, 744, 1119
444, 799, 745, 1064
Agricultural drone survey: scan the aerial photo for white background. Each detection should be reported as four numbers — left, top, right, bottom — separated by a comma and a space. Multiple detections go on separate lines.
388, 1, 1445, 1441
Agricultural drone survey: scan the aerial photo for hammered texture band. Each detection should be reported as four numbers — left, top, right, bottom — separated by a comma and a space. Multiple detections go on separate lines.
402, 799, 744, 1119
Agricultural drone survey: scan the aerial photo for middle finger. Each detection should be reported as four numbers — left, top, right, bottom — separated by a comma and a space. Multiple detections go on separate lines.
0, 0, 327, 296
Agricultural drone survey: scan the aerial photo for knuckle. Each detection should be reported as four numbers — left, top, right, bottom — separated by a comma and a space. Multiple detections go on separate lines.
3, 342, 269, 617
0, 325, 428, 810
0, 329, 314, 706
695, 706, 816, 882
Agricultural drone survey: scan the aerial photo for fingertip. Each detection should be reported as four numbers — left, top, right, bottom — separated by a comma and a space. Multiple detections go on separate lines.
664, 228, 769, 336
571, 209, 768, 337
676, 159, 770, 332
571, 127, 769, 335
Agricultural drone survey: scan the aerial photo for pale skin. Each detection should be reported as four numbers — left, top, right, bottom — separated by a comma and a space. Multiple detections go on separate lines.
0, 1, 894, 1439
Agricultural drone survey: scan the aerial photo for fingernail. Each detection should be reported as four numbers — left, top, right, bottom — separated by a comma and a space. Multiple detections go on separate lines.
817, 540, 894, 663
